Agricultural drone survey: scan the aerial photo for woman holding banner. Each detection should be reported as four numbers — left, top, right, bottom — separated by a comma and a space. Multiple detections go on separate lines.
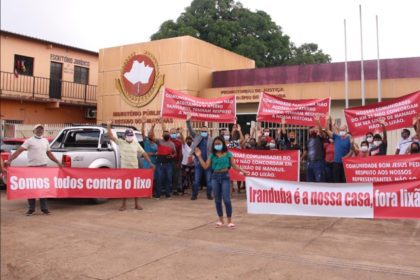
194, 136, 249, 229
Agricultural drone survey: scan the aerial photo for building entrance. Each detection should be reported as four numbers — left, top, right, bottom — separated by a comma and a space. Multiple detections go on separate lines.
49, 62, 62, 99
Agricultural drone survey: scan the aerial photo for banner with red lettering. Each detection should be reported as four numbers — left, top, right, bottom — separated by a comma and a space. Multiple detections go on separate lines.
246, 177, 420, 220
343, 154, 420, 183
7, 167, 154, 200
257, 92, 330, 126
228, 149, 299, 182
344, 90, 420, 137
161, 88, 236, 123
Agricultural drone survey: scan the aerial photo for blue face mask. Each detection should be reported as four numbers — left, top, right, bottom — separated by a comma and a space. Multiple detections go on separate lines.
200, 132, 208, 138
171, 133, 177, 139
214, 144, 223, 151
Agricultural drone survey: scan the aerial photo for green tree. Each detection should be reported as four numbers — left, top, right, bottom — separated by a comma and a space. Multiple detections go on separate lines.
151, 0, 331, 67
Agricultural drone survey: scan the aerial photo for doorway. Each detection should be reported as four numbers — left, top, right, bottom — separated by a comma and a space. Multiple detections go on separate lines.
236, 114, 256, 135
49, 62, 62, 99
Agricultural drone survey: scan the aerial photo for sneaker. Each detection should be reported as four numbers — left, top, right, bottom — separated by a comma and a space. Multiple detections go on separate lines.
173, 191, 179, 196
41, 209, 50, 215
165, 195, 172, 199
207, 195, 214, 200
191, 196, 197, 200
26, 210, 35, 216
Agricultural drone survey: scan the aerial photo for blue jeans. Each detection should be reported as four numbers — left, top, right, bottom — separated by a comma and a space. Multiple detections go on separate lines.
193, 164, 212, 197
156, 162, 173, 197
211, 172, 232, 217
306, 160, 325, 182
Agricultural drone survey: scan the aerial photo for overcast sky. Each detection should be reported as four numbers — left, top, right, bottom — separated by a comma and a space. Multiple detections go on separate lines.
1, 0, 419, 62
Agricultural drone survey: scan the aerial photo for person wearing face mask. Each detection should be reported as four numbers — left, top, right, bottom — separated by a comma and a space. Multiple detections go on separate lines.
186, 113, 215, 200
322, 116, 352, 183
261, 128, 273, 143
355, 141, 370, 157
301, 119, 325, 183
166, 126, 183, 196
368, 119, 387, 156
395, 129, 412, 155
7, 124, 62, 216
141, 117, 159, 197
194, 136, 249, 229
322, 127, 335, 183
276, 117, 302, 151
228, 124, 244, 149
181, 136, 195, 195
153, 119, 177, 199
107, 121, 155, 210
365, 132, 374, 149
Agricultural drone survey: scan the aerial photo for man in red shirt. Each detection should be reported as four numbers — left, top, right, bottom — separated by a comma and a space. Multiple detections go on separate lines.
169, 127, 182, 195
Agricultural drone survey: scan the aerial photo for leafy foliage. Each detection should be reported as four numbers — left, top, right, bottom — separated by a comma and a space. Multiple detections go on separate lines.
151, 0, 331, 67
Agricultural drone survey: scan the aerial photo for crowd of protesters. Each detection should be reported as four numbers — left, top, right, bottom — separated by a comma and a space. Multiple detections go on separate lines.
2, 115, 419, 226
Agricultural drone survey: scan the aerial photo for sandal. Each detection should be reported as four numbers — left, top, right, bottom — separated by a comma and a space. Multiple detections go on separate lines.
227, 223, 236, 229
215, 222, 224, 228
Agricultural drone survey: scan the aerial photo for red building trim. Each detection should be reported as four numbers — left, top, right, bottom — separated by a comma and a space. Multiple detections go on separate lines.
212, 57, 420, 87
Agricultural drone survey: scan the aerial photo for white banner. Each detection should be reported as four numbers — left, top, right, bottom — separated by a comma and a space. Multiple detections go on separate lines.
245, 177, 374, 218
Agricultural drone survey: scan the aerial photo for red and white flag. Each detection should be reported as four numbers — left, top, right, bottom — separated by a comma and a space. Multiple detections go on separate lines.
7, 167, 154, 199
344, 90, 420, 137
257, 92, 330, 126
228, 149, 300, 182
161, 88, 236, 123
246, 177, 420, 220
343, 154, 420, 183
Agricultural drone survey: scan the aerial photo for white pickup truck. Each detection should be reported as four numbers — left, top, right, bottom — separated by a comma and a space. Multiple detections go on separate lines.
10, 124, 144, 202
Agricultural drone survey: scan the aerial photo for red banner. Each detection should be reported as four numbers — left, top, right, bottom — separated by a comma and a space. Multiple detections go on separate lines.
228, 149, 300, 182
344, 90, 420, 137
373, 180, 420, 220
7, 167, 154, 200
257, 92, 330, 126
343, 154, 420, 183
246, 177, 420, 220
161, 88, 236, 123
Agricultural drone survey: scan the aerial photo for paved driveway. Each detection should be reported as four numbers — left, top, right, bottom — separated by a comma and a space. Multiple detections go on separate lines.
1, 190, 419, 279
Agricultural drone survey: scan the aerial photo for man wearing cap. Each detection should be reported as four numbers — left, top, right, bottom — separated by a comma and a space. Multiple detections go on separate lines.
7, 124, 62, 215
107, 121, 155, 211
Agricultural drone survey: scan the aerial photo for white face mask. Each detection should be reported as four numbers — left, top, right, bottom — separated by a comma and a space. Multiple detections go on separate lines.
264, 132, 270, 136
366, 136, 373, 143
339, 131, 346, 136
361, 146, 369, 152
223, 135, 230, 141
125, 136, 134, 142
374, 141, 382, 146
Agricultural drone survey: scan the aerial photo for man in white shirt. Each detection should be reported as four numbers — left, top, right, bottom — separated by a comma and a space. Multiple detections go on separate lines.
395, 129, 412, 155
7, 124, 62, 215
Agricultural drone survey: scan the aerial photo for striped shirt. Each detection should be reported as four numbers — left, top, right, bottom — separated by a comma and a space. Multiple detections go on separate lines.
115, 138, 145, 169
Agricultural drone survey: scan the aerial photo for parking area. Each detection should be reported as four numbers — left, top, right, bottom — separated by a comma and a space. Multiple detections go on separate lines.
1, 190, 420, 280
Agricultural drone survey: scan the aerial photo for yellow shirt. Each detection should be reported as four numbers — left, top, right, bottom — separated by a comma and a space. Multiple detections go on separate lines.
115, 138, 145, 169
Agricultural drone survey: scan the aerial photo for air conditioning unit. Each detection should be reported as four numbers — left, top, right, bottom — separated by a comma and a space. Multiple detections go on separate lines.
85, 108, 97, 119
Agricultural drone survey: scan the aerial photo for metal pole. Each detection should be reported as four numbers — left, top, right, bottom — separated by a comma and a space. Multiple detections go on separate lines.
344, 19, 349, 108
359, 5, 365, 105
376, 15, 382, 102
